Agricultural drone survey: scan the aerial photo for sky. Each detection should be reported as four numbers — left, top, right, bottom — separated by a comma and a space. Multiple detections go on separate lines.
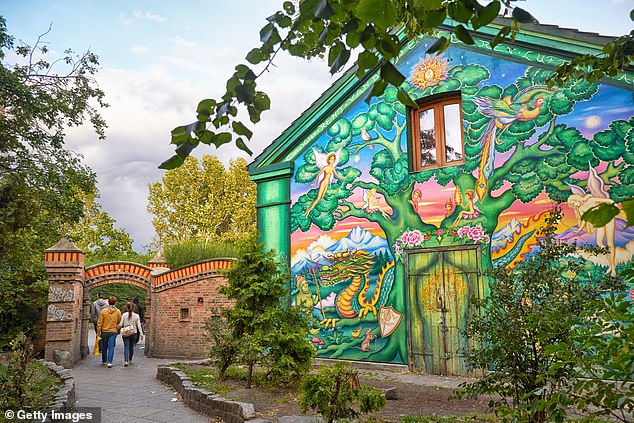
2, 0, 633, 251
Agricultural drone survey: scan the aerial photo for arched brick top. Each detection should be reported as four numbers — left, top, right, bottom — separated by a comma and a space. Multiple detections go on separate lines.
152, 258, 235, 288
84, 262, 152, 289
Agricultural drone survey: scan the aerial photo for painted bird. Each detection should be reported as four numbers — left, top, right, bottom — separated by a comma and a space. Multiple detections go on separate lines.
472, 86, 554, 200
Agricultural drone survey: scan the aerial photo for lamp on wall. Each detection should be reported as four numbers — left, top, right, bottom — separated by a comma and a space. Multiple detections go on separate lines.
197, 297, 204, 306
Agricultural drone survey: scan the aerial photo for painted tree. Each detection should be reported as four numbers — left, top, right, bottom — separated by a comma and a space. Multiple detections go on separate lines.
147, 155, 255, 247
289, 60, 634, 361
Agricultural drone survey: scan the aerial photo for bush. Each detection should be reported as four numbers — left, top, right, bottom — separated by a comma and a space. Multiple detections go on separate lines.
299, 362, 386, 423
456, 209, 623, 423
218, 236, 314, 387
0, 333, 61, 411
204, 306, 237, 380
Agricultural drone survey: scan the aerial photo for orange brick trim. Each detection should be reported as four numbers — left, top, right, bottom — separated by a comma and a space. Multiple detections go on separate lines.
152, 258, 235, 287
44, 252, 82, 262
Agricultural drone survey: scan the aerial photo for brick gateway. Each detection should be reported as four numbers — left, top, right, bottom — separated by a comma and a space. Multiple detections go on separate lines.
44, 238, 234, 365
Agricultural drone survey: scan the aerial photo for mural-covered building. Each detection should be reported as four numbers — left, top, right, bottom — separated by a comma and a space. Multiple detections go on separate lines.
247, 19, 634, 376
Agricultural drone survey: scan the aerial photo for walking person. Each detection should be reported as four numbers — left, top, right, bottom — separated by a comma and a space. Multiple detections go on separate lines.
90, 292, 109, 333
118, 302, 144, 367
96, 296, 121, 368
132, 297, 144, 345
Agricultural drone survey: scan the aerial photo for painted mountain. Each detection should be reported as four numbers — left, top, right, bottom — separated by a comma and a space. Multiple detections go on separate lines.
491, 218, 522, 253
292, 226, 391, 274
327, 226, 391, 256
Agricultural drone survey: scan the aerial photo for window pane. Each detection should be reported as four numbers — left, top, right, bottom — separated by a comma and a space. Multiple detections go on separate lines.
444, 103, 462, 162
419, 108, 436, 167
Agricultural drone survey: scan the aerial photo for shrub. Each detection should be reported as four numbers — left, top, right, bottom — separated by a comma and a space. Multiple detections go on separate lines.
456, 209, 623, 423
300, 362, 385, 423
204, 306, 237, 380
0, 333, 61, 410
219, 236, 314, 387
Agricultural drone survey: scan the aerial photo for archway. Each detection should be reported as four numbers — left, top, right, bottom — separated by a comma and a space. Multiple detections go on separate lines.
83, 263, 153, 357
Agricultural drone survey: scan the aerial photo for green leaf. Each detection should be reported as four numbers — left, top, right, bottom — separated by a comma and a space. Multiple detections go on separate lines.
260, 23, 276, 43
512, 7, 538, 24
622, 197, 634, 226
448, 1, 473, 23
214, 132, 232, 148
357, 51, 378, 70
424, 8, 447, 28
158, 154, 185, 170
397, 88, 418, 108
366, 79, 388, 103
171, 125, 190, 146
455, 24, 475, 45
477, 1, 501, 26
426, 36, 450, 54
582, 203, 620, 228
357, 0, 398, 30
491, 26, 512, 48
236, 138, 253, 155
232, 121, 253, 139
253, 91, 271, 111
246, 48, 266, 64
198, 130, 215, 145
380, 62, 405, 87
176, 139, 196, 157
330, 47, 351, 74
314, 0, 335, 19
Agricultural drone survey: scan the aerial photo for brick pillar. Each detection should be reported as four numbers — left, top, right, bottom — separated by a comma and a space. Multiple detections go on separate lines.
44, 238, 85, 364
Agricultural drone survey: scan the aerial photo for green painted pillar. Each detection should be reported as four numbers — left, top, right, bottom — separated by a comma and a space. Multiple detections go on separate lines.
250, 162, 294, 270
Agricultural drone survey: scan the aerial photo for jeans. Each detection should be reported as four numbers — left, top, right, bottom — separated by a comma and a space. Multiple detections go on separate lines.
123, 335, 135, 362
101, 332, 117, 364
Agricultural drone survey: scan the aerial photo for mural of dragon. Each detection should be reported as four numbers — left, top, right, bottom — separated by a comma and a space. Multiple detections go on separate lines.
316, 249, 395, 329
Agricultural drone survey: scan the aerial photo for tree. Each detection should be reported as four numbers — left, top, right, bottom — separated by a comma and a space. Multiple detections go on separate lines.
0, 17, 106, 348
147, 155, 255, 248
161, 0, 633, 167
219, 236, 314, 387
64, 192, 140, 265
455, 210, 623, 423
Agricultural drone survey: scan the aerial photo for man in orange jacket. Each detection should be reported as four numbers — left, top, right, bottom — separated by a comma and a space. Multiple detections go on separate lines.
97, 296, 122, 367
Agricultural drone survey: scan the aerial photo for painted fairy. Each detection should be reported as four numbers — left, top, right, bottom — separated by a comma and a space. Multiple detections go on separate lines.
409, 188, 424, 214
305, 149, 344, 216
453, 186, 480, 225
567, 165, 618, 275
363, 188, 391, 219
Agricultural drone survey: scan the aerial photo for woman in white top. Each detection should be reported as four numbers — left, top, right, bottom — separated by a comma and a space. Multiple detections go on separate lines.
118, 302, 144, 367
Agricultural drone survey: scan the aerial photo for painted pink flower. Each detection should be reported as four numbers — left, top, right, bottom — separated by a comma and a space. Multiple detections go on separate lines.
467, 225, 484, 241
401, 230, 423, 246
457, 226, 470, 238
436, 229, 444, 236
395, 241, 403, 255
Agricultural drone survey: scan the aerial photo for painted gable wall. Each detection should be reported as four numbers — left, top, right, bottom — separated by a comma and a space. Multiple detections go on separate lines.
273, 36, 634, 368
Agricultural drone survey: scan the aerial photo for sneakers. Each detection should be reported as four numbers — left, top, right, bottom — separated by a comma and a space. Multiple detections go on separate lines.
124, 362, 128, 367
107, 363, 112, 368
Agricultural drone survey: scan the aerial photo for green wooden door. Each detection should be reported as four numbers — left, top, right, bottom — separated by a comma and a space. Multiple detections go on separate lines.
406, 247, 481, 376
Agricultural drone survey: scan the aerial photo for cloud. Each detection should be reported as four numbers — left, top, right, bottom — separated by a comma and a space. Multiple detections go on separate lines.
167, 35, 196, 49
117, 13, 135, 28
132, 10, 167, 23
130, 46, 150, 54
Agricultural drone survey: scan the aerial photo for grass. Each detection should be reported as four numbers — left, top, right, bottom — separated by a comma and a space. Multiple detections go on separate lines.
164, 240, 240, 269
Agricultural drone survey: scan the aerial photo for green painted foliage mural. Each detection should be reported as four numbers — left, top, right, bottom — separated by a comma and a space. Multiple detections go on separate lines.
288, 40, 634, 369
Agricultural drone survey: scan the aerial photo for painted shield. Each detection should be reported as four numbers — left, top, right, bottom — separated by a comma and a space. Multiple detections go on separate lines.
378, 305, 403, 338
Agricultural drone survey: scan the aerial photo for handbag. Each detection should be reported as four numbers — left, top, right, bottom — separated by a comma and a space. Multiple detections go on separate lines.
120, 324, 137, 337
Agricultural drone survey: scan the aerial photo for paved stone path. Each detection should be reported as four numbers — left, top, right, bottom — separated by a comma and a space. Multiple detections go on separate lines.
72, 329, 208, 423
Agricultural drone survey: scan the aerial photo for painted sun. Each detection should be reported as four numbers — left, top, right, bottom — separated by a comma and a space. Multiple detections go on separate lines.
409, 54, 450, 90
